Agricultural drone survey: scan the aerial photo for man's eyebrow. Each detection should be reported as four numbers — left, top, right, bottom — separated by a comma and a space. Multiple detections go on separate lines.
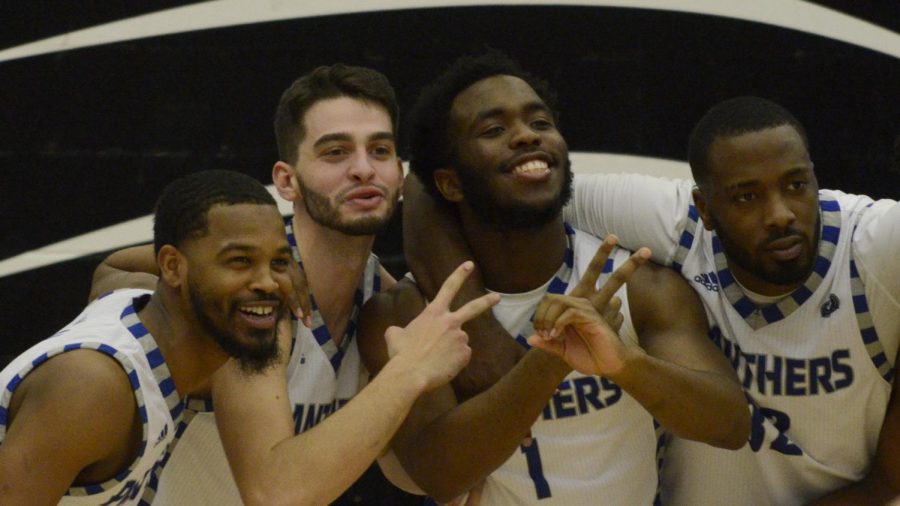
473, 107, 505, 125
781, 167, 813, 179
217, 243, 293, 257
724, 179, 760, 191
523, 101, 551, 115
473, 101, 551, 125
312, 132, 352, 149
217, 243, 256, 257
368, 131, 395, 143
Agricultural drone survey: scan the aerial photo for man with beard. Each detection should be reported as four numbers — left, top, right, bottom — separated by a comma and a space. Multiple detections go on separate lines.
91, 65, 498, 505
561, 97, 900, 505
0, 170, 296, 504
409, 96, 900, 504
357, 52, 749, 505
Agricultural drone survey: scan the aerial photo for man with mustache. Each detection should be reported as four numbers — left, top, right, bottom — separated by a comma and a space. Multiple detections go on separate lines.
91, 65, 497, 505
409, 96, 900, 504
358, 51, 749, 505
0, 170, 296, 504
565, 97, 900, 505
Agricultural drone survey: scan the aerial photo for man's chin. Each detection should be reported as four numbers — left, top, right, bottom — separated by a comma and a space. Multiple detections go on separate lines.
231, 342, 280, 375
761, 262, 814, 287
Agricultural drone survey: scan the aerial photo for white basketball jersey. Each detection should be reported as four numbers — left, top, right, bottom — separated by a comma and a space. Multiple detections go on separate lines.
0, 289, 182, 506
659, 191, 894, 505
151, 218, 381, 505
478, 226, 659, 506
568, 174, 900, 504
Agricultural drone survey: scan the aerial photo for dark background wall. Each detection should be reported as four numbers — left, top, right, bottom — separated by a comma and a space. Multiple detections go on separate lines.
0, 2, 898, 501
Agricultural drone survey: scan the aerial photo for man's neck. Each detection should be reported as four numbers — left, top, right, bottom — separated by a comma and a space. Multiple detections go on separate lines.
291, 210, 376, 341
137, 292, 229, 398
460, 210, 568, 294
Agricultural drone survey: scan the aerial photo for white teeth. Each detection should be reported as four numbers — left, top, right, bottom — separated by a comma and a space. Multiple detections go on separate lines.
513, 160, 549, 174
242, 306, 273, 316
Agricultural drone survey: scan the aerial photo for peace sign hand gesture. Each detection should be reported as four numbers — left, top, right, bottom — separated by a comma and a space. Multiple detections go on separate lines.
528, 236, 650, 376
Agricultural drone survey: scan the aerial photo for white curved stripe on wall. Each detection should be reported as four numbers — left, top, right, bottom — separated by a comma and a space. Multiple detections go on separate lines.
0, 0, 898, 63
0, 152, 690, 278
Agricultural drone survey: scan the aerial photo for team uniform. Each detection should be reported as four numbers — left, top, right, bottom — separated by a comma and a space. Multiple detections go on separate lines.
151, 217, 382, 505
474, 225, 659, 505
565, 173, 900, 505
0, 289, 183, 506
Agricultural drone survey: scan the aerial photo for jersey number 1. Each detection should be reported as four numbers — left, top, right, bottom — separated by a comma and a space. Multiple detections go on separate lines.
521, 438, 551, 499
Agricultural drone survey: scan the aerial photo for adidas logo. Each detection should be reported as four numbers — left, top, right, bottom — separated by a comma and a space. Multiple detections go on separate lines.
693, 272, 720, 292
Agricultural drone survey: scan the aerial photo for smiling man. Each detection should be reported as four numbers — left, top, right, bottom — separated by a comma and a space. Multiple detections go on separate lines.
358, 52, 749, 505
0, 170, 295, 505
93, 65, 500, 505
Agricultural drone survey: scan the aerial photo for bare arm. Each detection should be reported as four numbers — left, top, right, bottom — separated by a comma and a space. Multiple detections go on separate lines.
358, 280, 570, 503
215, 262, 493, 506
808, 347, 900, 505
529, 248, 748, 450
0, 351, 139, 505
621, 262, 749, 449
89, 244, 158, 302
403, 173, 525, 400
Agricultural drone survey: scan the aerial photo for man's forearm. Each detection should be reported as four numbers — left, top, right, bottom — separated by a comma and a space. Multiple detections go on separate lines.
395, 350, 570, 503
223, 359, 428, 506
611, 352, 749, 450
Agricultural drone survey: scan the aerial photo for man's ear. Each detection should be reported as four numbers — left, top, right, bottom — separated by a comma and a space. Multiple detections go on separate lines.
434, 169, 464, 202
158, 245, 187, 288
692, 187, 715, 231
273, 161, 301, 202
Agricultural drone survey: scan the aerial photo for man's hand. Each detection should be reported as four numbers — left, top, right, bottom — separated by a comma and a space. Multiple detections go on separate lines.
386, 261, 501, 392
528, 236, 650, 376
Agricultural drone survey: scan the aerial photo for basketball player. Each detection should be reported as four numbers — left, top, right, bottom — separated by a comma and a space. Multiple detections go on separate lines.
0, 170, 297, 505
357, 52, 749, 505
91, 65, 498, 505
564, 97, 900, 505
410, 96, 900, 504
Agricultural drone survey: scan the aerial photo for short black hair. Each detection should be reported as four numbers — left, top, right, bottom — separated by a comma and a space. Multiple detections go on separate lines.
153, 170, 276, 253
274, 64, 399, 165
688, 96, 809, 188
408, 50, 560, 200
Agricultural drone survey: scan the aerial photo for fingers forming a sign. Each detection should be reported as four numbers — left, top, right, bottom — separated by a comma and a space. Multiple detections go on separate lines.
385, 261, 501, 392
528, 236, 651, 377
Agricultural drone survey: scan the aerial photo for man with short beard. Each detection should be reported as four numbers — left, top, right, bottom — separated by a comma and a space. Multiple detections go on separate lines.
357, 52, 750, 505
562, 97, 900, 505
0, 170, 295, 504
91, 65, 498, 505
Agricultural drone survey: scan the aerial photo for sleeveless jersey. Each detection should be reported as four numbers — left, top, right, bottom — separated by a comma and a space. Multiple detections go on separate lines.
151, 217, 382, 505
478, 226, 659, 506
566, 174, 900, 505
0, 289, 183, 506
659, 191, 895, 505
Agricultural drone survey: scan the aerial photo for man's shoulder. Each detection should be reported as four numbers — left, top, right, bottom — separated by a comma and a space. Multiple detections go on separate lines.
363, 278, 426, 320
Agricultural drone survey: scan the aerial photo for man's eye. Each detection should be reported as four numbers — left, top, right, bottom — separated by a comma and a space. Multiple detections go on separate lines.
371, 144, 394, 157
230, 256, 251, 265
735, 192, 755, 203
479, 126, 504, 138
531, 119, 553, 130
323, 148, 348, 158
788, 181, 808, 191
271, 258, 290, 271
